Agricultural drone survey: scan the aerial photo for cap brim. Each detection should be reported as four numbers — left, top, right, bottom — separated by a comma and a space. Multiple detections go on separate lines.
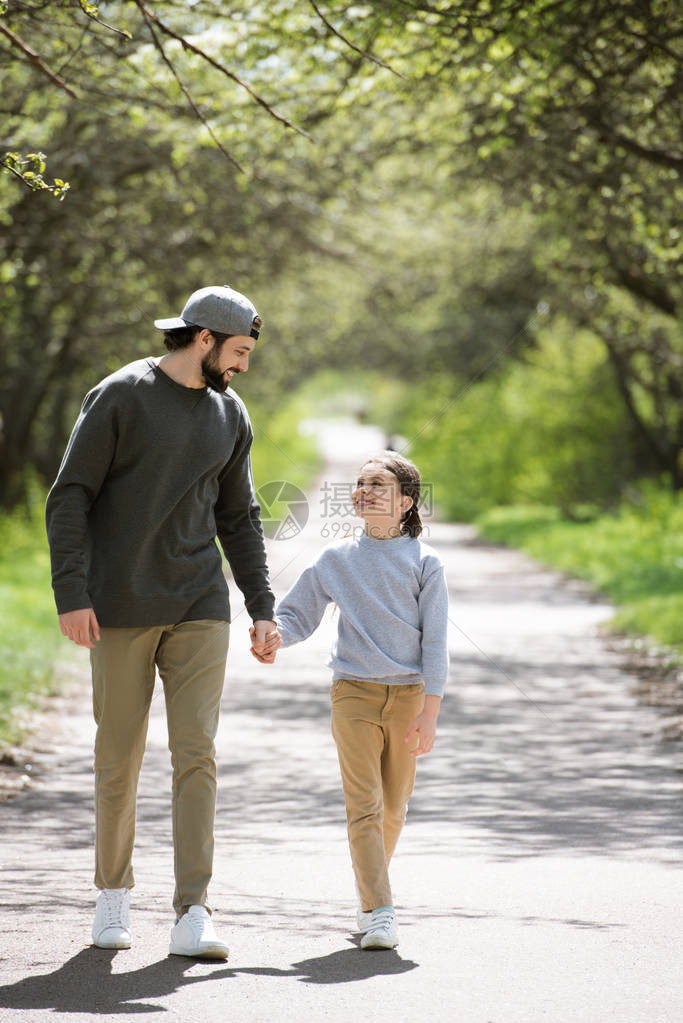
154, 316, 188, 330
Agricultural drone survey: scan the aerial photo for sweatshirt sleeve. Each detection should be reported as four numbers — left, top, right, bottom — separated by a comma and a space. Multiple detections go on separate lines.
215, 409, 275, 623
275, 562, 332, 647
45, 385, 118, 614
418, 561, 449, 697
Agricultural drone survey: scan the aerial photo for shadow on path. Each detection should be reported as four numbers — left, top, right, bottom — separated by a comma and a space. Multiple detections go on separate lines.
237, 943, 418, 984
0, 948, 229, 1015
0, 942, 417, 1013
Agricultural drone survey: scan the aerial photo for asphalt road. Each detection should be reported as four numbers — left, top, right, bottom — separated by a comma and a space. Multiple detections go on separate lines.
1, 420, 682, 1022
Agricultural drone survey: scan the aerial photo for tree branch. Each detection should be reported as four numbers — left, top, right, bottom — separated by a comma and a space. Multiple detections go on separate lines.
603, 241, 678, 318
603, 336, 671, 467
135, 4, 244, 173
78, 3, 132, 41
308, 0, 406, 79
136, 2, 313, 140
1, 153, 69, 198
0, 156, 32, 189
0, 21, 78, 97
608, 126, 683, 173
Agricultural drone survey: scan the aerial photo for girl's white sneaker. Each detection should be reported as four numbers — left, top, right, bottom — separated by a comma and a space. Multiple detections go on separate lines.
356, 906, 374, 933
360, 906, 398, 950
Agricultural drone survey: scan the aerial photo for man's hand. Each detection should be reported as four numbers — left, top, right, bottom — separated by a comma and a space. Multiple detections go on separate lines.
405, 694, 442, 757
58, 608, 100, 649
250, 620, 281, 664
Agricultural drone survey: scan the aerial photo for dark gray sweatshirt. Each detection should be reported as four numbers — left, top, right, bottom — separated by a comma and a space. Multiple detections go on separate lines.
45, 358, 274, 627
276, 532, 449, 697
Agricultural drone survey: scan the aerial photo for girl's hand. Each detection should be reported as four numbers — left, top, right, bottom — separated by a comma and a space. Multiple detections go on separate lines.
250, 622, 281, 664
405, 694, 441, 756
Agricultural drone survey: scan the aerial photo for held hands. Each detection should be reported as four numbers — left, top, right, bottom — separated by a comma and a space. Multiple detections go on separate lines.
58, 608, 100, 649
405, 694, 442, 757
250, 619, 282, 664
59, 609, 282, 662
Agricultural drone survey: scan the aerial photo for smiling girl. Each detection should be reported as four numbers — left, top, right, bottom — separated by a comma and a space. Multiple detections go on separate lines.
254, 452, 449, 949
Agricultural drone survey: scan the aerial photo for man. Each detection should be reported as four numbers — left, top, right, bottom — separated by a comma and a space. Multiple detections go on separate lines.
46, 284, 278, 960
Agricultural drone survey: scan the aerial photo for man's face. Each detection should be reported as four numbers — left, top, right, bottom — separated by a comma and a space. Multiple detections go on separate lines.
202, 334, 255, 393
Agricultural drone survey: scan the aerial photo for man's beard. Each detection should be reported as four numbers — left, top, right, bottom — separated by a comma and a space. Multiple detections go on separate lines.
201, 350, 232, 393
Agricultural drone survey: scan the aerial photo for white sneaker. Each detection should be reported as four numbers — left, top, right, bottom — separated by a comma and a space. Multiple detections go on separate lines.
360, 906, 398, 950
169, 905, 229, 960
356, 907, 374, 933
92, 888, 131, 949
354, 880, 374, 933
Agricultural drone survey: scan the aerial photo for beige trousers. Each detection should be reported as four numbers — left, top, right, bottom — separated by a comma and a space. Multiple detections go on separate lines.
90, 619, 230, 916
330, 678, 425, 912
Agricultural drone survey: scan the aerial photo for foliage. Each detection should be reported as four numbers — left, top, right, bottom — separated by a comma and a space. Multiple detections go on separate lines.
247, 388, 323, 493
0, 497, 64, 744
475, 482, 683, 654
287, 368, 410, 436
400, 319, 651, 521
1, 151, 69, 198
0, 0, 392, 183
0, 0, 681, 511
367, 0, 683, 487
1, 0, 680, 725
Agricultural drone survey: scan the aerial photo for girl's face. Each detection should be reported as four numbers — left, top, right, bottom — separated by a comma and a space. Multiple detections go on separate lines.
352, 461, 412, 538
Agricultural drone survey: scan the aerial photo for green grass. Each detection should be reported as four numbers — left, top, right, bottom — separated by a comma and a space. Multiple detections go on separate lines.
0, 505, 65, 745
475, 483, 683, 657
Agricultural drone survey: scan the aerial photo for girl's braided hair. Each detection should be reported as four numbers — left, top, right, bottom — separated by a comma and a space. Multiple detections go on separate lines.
361, 451, 423, 538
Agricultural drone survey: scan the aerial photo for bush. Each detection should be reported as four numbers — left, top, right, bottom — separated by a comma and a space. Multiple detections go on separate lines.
400, 318, 647, 521
248, 389, 322, 491
476, 481, 683, 653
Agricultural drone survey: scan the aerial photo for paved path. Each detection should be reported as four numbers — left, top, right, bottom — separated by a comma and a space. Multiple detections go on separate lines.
1, 421, 683, 1022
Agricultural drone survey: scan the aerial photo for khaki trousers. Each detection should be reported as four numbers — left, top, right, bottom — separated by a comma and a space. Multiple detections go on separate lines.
90, 619, 230, 916
330, 678, 425, 912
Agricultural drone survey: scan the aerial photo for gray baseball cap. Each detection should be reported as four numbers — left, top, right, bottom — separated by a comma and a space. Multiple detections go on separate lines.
154, 284, 260, 338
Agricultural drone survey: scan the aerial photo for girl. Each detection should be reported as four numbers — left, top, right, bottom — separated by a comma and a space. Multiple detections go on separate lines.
253, 452, 448, 950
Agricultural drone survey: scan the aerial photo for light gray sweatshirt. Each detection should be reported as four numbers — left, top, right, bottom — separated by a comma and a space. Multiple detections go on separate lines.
276, 531, 449, 697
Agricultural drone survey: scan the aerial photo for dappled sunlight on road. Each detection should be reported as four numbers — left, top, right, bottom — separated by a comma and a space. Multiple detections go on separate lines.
2, 419, 683, 1022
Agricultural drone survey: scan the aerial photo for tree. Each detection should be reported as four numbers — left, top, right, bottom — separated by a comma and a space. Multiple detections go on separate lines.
389, 0, 683, 486
0, 0, 680, 507
0, 0, 408, 504
0, 0, 398, 187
